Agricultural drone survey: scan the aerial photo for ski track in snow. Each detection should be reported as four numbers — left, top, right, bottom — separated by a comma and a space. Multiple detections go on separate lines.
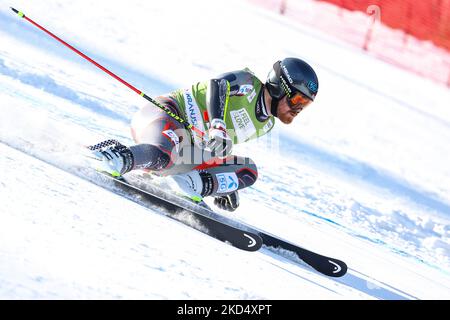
1, 0, 450, 299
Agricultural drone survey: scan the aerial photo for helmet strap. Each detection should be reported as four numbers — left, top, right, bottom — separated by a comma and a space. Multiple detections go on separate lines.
265, 61, 283, 118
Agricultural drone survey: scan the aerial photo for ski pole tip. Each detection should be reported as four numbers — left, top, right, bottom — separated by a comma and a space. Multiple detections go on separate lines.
10, 7, 24, 17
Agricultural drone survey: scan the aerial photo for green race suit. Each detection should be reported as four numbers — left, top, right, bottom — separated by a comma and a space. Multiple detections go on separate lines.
170, 68, 275, 147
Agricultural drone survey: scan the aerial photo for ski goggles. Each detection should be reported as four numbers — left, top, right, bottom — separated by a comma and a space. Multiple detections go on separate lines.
286, 91, 312, 110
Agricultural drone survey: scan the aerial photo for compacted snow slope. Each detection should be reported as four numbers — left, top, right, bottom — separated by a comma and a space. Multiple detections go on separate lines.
1, 0, 449, 299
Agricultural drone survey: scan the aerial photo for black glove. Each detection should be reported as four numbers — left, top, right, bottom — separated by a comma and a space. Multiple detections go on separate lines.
214, 191, 239, 212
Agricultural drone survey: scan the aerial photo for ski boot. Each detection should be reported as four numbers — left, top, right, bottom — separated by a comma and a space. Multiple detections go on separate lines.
166, 170, 216, 205
86, 139, 133, 177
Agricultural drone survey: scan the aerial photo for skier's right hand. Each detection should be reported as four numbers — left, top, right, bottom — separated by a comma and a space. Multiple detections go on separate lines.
207, 118, 232, 157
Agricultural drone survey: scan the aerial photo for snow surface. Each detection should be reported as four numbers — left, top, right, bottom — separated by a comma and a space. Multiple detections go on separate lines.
1, 0, 450, 299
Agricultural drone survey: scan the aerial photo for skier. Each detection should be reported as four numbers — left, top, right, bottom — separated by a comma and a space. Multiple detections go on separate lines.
90, 57, 319, 211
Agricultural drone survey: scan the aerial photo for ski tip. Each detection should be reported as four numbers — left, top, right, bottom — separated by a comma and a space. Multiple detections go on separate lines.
326, 259, 348, 277
243, 233, 263, 251
10, 7, 18, 13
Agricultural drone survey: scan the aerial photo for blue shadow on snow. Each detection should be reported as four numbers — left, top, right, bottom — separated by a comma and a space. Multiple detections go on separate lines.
0, 58, 131, 123
0, 10, 174, 122
280, 134, 450, 216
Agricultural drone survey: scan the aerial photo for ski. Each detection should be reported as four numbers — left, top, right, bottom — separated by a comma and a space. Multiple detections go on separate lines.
259, 233, 347, 277
4, 141, 345, 276
95, 171, 263, 252
96, 171, 347, 277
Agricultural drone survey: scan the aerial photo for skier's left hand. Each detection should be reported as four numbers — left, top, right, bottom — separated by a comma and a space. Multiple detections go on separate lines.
207, 118, 232, 157
214, 191, 239, 212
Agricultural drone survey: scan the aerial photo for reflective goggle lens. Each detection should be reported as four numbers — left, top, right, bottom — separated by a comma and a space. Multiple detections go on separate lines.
287, 92, 312, 109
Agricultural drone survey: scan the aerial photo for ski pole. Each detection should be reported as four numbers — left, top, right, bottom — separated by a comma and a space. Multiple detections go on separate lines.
10, 7, 206, 139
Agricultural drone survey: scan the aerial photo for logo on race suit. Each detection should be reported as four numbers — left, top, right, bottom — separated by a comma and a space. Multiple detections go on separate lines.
230, 108, 257, 142
216, 172, 239, 194
236, 85, 254, 96
262, 118, 273, 133
162, 129, 180, 152
247, 89, 256, 103
183, 89, 206, 146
